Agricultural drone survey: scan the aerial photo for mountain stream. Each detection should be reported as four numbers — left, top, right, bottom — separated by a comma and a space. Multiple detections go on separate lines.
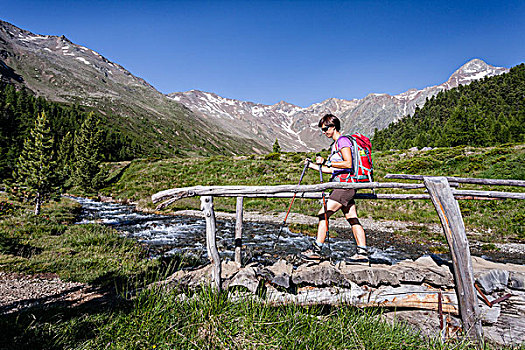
72, 196, 419, 265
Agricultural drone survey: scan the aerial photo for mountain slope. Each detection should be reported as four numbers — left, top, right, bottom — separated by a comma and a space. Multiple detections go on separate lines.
0, 20, 268, 156
372, 63, 525, 150
170, 59, 508, 151
340, 59, 509, 135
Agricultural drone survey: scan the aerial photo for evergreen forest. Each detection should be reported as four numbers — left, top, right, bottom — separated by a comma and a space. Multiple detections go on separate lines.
0, 84, 142, 180
372, 63, 525, 150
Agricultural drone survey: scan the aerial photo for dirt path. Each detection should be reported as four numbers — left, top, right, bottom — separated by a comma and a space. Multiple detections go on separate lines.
0, 272, 105, 315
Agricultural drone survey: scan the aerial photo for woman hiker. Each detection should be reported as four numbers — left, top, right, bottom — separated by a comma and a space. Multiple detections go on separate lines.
300, 114, 368, 262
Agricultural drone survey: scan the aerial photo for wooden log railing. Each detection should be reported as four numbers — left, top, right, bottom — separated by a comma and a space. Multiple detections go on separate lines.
386, 174, 525, 187
152, 176, 525, 344
153, 182, 524, 210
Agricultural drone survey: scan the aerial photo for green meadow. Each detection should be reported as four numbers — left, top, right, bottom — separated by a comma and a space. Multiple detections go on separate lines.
1, 144, 523, 349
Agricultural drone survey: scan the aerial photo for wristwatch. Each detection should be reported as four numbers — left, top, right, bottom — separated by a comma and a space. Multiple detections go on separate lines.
326, 160, 332, 167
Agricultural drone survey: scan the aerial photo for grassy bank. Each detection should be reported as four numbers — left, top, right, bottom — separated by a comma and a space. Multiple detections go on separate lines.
101, 144, 525, 243
0, 196, 164, 287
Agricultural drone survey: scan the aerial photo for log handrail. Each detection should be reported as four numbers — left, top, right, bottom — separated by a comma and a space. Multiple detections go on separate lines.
152, 182, 426, 204
386, 174, 525, 187
152, 183, 525, 209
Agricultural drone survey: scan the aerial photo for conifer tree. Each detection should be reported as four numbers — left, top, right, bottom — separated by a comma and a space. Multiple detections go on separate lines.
273, 139, 281, 153
73, 112, 105, 191
14, 112, 60, 215
57, 131, 74, 185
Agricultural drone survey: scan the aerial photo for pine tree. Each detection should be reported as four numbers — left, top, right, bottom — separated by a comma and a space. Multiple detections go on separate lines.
272, 139, 281, 153
57, 131, 74, 186
14, 112, 60, 215
73, 112, 105, 191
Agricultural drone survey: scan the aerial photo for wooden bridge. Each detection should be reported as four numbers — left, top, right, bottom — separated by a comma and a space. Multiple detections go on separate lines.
152, 174, 525, 343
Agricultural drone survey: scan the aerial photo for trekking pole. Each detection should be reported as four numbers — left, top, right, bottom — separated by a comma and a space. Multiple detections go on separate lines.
273, 160, 310, 249
318, 163, 331, 257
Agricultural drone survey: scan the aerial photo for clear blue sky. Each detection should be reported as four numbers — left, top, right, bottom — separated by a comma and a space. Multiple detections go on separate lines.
2, 0, 524, 107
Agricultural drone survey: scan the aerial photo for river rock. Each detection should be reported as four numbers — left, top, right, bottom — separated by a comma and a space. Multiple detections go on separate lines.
475, 270, 509, 294
509, 272, 525, 291
228, 266, 260, 293
339, 263, 400, 287
395, 256, 454, 287
259, 259, 293, 289
292, 261, 350, 287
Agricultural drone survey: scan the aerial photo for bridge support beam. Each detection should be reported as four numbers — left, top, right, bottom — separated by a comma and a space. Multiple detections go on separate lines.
424, 177, 482, 343
235, 196, 244, 266
201, 196, 222, 291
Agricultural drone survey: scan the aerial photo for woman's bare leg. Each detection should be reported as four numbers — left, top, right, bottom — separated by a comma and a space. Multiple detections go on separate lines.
342, 202, 366, 248
316, 199, 342, 244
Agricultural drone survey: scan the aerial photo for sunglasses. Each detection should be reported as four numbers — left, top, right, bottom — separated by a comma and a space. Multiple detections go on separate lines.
321, 125, 333, 132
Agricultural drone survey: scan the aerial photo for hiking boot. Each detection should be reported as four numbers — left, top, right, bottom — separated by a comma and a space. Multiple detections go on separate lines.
348, 246, 369, 263
348, 253, 369, 263
300, 244, 324, 261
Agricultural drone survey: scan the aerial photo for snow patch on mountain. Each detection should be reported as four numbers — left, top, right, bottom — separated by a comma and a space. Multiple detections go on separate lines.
75, 57, 90, 65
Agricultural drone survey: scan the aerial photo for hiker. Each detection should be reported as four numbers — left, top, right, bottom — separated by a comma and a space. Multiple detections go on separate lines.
301, 114, 368, 261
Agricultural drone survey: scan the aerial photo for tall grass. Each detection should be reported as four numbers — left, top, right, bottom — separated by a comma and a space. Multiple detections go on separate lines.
68, 287, 476, 350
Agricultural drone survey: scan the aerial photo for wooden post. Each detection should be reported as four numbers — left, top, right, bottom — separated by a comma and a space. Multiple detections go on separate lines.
235, 196, 243, 266
200, 196, 222, 291
423, 177, 483, 342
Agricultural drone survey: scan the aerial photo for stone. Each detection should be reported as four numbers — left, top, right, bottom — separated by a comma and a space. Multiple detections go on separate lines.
476, 270, 509, 294
382, 309, 461, 339
509, 272, 525, 291
394, 257, 454, 287
483, 290, 525, 346
478, 303, 501, 325
292, 261, 350, 287
341, 265, 400, 287
228, 266, 260, 294
221, 260, 241, 280
471, 256, 525, 273
259, 259, 293, 289
421, 147, 433, 151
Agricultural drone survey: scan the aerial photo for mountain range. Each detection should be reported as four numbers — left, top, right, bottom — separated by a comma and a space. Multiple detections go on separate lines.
0, 19, 509, 154
169, 59, 508, 151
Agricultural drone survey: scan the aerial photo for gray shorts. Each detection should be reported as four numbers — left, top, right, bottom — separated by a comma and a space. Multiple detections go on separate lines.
329, 189, 356, 207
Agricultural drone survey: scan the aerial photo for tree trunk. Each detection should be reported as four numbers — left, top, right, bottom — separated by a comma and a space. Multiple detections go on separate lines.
34, 192, 41, 215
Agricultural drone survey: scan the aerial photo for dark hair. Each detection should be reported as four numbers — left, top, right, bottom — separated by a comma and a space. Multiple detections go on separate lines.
318, 114, 340, 131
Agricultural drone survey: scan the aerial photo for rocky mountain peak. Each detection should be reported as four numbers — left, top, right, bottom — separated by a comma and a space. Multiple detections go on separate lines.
445, 58, 508, 88
458, 58, 489, 73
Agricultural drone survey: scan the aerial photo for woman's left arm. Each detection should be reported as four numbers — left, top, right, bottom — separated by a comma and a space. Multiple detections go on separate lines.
331, 147, 352, 169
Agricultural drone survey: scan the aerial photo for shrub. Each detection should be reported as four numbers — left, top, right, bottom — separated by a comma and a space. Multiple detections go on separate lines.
264, 152, 281, 161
